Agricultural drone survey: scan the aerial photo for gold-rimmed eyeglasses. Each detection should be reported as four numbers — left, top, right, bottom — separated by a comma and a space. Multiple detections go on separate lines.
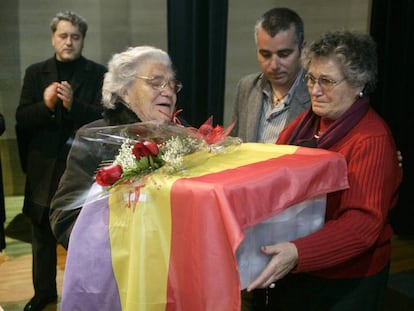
136, 75, 183, 94
304, 73, 346, 91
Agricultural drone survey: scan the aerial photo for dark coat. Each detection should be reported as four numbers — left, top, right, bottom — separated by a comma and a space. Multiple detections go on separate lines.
50, 103, 189, 249
50, 104, 140, 248
15, 56, 107, 224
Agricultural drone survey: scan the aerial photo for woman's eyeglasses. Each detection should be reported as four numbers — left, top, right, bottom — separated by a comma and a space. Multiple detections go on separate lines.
136, 76, 183, 94
304, 73, 345, 91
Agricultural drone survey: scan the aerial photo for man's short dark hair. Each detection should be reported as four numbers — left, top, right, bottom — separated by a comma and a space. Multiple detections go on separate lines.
254, 7, 304, 46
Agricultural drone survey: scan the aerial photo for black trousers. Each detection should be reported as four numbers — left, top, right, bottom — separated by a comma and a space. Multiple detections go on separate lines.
249, 264, 389, 311
31, 211, 57, 298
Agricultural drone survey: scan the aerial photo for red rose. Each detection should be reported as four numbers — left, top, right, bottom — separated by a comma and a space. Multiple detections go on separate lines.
198, 124, 213, 137
143, 141, 159, 156
132, 141, 159, 160
197, 117, 236, 145
199, 124, 224, 145
96, 164, 123, 186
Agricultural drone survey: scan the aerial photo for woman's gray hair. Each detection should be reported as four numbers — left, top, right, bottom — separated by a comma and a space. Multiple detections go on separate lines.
302, 30, 378, 94
102, 46, 172, 109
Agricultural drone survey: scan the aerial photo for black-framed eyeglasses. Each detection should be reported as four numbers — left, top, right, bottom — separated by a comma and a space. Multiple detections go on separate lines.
136, 75, 183, 94
304, 73, 346, 91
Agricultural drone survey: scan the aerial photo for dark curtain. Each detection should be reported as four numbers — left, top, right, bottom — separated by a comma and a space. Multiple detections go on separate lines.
370, 1, 414, 234
167, 0, 228, 127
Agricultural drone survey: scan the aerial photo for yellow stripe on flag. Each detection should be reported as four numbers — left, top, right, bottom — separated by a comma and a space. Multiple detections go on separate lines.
169, 143, 299, 177
108, 175, 178, 311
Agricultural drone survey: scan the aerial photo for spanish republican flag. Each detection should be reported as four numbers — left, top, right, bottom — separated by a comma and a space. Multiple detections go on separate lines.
61, 143, 348, 311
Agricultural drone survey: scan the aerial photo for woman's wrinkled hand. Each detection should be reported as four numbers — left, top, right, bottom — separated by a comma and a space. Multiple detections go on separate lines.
247, 242, 299, 291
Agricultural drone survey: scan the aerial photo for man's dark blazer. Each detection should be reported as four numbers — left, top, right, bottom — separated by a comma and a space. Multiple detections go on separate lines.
15, 55, 107, 223
231, 71, 310, 143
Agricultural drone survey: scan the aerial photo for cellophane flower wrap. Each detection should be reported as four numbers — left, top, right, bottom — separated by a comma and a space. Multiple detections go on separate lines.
56, 118, 241, 211
94, 118, 240, 188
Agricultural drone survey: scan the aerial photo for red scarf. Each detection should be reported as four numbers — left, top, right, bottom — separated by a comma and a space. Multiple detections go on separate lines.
288, 97, 370, 148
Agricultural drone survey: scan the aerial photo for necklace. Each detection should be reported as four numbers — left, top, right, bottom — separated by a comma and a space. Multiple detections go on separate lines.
314, 118, 333, 139
314, 130, 322, 139
272, 92, 288, 106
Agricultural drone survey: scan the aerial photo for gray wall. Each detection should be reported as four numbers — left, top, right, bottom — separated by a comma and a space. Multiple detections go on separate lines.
0, 0, 370, 195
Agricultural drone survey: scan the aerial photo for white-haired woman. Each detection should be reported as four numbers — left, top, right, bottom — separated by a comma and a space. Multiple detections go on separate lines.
50, 46, 185, 248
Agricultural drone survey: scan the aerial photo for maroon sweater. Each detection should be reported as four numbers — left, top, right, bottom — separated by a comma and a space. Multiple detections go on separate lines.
277, 107, 402, 278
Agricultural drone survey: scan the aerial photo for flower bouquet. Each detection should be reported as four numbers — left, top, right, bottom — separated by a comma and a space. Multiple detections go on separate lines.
92, 117, 241, 188
54, 118, 241, 212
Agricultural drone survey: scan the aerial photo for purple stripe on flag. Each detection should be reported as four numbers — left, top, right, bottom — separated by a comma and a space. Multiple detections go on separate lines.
61, 195, 121, 311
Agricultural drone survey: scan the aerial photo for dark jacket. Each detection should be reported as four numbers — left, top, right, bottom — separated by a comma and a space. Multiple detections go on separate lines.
50, 104, 140, 248
16, 56, 107, 224
50, 103, 188, 248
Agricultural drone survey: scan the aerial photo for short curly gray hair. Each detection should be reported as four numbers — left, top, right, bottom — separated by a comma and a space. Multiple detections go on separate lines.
102, 46, 172, 109
302, 30, 377, 94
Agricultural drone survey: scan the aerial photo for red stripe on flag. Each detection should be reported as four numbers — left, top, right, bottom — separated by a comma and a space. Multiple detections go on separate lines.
165, 148, 348, 310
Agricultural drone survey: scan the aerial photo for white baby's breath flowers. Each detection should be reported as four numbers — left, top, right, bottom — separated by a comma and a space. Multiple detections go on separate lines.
114, 139, 136, 171
160, 136, 202, 170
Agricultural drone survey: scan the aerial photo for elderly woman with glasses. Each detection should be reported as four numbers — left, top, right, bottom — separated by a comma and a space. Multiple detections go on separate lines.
49, 46, 186, 249
247, 31, 402, 310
